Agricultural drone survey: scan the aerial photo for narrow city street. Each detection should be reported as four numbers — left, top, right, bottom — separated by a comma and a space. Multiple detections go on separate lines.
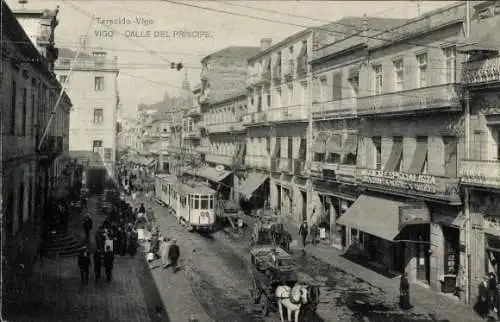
146, 198, 470, 322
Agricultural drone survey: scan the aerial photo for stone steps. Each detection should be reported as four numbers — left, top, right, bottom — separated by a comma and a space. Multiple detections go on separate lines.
41, 231, 85, 258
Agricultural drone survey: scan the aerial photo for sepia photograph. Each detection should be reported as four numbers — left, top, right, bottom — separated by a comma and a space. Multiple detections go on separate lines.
0, 0, 497, 321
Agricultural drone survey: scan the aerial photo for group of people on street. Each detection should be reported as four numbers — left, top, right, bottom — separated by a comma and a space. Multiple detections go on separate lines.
77, 245, 114, 285
148, 227, 181, 273
298, 220, 320, 249
478, 271, 500, 319
45, 200, 71, 234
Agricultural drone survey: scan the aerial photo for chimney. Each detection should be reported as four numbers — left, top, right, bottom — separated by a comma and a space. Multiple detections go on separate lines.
260, 38, 272, 51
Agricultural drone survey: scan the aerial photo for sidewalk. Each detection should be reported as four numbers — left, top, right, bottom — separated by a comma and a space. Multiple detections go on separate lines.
4, 195, 169, 322
137, 196, 212, 322
281, 219, 482, 322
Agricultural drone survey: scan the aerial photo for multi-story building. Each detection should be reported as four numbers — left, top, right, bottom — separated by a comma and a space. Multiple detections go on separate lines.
182, 47, 259, 198
199, 91, 248, 199
308, 3, 470, 300
54, 45, 120, 178
244, 28, 340, 225
3, 2, 72, 308
309, 16, 408, 249
459, 0, 500, 305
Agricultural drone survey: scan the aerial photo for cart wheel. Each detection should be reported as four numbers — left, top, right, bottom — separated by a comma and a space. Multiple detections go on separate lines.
256, 293, 269, 317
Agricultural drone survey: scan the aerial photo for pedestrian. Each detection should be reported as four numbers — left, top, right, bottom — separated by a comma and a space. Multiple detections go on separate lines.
160, 237, 171, 268
489, 272, 499, 314
299, 220, 308, 249
83, 213, 93, 242
310, 223, 319, 246
399, 271, 411, 310
78, 246, 91, 286
94, 248, 103, 283
129, 227, 139, 257
478, 275, 490, 318
103, 245, 114, 283
168, 239, 180, 273
119, 227, 127, 256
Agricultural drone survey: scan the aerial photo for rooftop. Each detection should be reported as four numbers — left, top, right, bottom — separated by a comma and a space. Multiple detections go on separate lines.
202, 46, 261, 63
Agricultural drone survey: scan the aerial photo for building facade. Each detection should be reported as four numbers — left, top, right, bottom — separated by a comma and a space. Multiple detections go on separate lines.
54, 46, 120, 178
244, 28, 340, 226
3, 2, 72, 308
459, 0, 500, 305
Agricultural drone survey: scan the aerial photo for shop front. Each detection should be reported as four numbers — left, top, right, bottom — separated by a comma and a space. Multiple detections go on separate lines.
337, 192, 431, 280
312, 180, 357, 249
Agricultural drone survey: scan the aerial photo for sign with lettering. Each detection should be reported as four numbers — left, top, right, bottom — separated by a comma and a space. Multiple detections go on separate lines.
399, 204, 430, 230
360, 169, 437, 194
484, 216, 500, 236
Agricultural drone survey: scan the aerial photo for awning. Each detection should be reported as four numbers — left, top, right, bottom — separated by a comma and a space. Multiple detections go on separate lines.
239, 173, 269, 200
408, 139, 428, 174
336, 194, 408, 241
343, 134, 358, 155
325, 133, 343, 154
312, 132, 328, 154
196, 166, 232, 182
384, 139, 403, 171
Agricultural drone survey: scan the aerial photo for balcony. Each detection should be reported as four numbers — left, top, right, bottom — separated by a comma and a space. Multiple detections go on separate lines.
205, 121, 245, 133
357, 84, 462, 116
279, 158, 293, 173
284, 60, 294, 80
242, 112, 268, 125
357, 168, 460, 203
187, 107, 202, 118
310, 162, 356, 183
312, 98, 357, 119
261, 71, 271, 85
268, 105, 308, 123
245, 155, 270, 169
205, 153, 234, 166
460, 160, 500, 189
463, 56, 500, 86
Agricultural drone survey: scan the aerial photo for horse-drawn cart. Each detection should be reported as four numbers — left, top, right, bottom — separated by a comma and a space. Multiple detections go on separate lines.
249, 219, 320, 321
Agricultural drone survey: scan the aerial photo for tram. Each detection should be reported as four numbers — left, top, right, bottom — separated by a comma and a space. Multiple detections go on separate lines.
155, 174, 216, 232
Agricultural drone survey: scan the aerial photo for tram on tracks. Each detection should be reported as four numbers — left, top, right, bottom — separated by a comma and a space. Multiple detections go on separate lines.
155, 174, 216, 232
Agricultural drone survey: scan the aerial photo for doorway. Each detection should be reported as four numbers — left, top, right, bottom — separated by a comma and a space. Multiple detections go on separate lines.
415, 225, 431, 284
277, 185, 281, 210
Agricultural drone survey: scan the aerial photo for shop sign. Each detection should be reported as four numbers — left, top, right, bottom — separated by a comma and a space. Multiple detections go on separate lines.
360, 169, 437, 194
484, 216, 500, 236
399, 204, 431, 230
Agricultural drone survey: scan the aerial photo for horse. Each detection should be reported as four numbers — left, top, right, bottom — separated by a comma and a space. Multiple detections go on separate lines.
275, 282, 321, 322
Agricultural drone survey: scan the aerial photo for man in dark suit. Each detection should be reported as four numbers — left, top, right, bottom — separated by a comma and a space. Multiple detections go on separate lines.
168, 239, 180, 273
78, 247, 91, 285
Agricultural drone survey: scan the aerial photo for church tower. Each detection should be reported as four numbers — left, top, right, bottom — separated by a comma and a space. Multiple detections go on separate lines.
181, 69, 193, 109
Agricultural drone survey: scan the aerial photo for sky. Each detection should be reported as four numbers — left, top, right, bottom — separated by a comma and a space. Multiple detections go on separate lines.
5, 0, 454, 118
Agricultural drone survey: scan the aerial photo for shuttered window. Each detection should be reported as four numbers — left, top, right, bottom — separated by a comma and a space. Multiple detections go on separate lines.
443, 136, 457, 177
384, 137, 403, 171
408, 136, 428, 174
332, 71, 342, 101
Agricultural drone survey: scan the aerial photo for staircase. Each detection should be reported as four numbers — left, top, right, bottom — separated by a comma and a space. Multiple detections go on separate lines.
40, 231, 85, 258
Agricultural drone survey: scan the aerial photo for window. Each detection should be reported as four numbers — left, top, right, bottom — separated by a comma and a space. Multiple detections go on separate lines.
384, 136, 403, 171
267, 92, 271, 108
288, 84, 293, 104
31, 89, 36, 136
93, 108, 104, 124
257, 96, 262, 112
373, 65, 383, 95
443, 136, 457, 177
332, 72, 342, 100
194, 196, 199, 209
92, 140, 103, 152
275, 88, 282, 108
393, 59, 404, 91
416, 53, 428, 87
209, 196, 214, 209
94, 76, 104, 91
22, 88, 27, 135
59, 75, 68, 83
11, 80, 17, 135
200, 196, 209, 209
443, 46, 456, 83
320, 78, 328, 102
373, 136, 382, 170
